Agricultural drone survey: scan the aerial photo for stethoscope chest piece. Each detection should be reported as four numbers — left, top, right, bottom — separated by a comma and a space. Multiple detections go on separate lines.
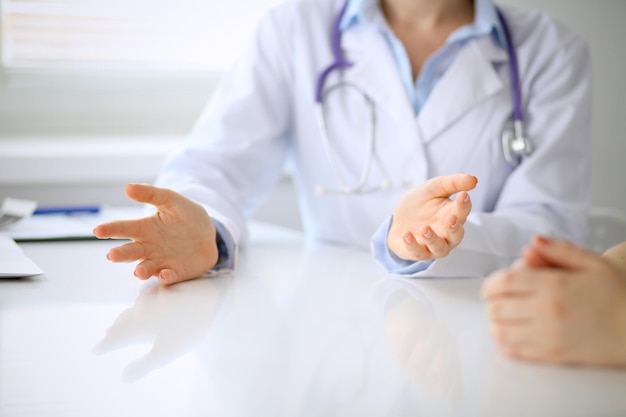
501, 120, 533, 166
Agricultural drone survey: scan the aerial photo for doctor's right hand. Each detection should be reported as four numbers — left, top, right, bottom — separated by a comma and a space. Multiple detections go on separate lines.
93, 183, 219, 285
387, 173, 477, 262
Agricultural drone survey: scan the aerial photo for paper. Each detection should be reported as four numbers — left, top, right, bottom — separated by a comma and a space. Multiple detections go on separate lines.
0, 197, 37, 229
0, 236, 44, 278
0, 212, 102, 241
0, 206, 144, 242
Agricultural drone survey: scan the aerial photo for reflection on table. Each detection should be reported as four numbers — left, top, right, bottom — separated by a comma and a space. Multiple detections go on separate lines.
1, 222, 625, 417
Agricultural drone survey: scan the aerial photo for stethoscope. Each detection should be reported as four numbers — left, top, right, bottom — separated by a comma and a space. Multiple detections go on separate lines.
314, 1, 533, 196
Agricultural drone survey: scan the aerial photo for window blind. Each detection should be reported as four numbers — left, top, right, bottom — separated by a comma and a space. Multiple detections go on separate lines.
1, 0, 282, 71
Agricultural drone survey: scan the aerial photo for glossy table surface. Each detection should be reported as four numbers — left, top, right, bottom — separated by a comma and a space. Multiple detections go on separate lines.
2, 222, 626, 417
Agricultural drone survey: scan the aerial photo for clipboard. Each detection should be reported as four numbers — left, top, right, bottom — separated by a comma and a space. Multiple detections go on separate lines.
0, 206, 144, 242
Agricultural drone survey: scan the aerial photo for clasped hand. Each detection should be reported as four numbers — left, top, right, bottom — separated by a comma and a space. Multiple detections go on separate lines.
93, 183, 219, 285
482, 237, 626, 366
388, 173, 477, 262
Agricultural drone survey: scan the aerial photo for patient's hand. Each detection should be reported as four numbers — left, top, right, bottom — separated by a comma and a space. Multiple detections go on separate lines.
482, 236, 626, 367
387, 173, 477, 262
93, 183, 219, 285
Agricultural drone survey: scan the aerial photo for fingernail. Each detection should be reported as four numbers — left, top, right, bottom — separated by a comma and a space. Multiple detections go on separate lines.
106, 252, 111, 261
450, 218, 458, 228
423, 228, 433, 239
403, 232, 414, 244
159, 272, 171, 285
535, 234, 551, 245
134, 266, 144, 278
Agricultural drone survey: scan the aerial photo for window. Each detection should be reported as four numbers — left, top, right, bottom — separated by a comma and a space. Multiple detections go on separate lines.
0, 0, 283, 137
0, 0, 284, 196
1, 0, 282, 72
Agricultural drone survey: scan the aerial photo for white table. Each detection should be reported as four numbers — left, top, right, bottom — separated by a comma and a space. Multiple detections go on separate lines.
2, 222, 626, 417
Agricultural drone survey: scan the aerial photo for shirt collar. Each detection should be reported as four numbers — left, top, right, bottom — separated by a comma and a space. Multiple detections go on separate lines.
338, 0, 378, 30
338, 0, 506, 48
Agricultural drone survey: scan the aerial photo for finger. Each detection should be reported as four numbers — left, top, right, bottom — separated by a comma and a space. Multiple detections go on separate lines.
94, 218, 146, 240
396, 231, 429, 261
158, 268, 199, 286
107, 241, 148, 263
499, 341, 544, 363
443, 214, 465, 246
489, 323, 536, 353
125, 183, 180, 212
134, 259, 160, 280
137, 262, 203, 285
453, 191, 472, 221
603, 241, 626, 272
389, 231, 430, 262
486, 297, 535, 322
425, 174, 478, 199
529, 235, 601, 271
521, 245, 553, 268
481, 268, 538, 300
510, 257, 527, 270
481, 268, 507, 300
415, 225, 449, 258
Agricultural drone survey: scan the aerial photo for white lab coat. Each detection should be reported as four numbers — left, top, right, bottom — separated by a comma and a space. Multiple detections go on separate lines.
156, 0, 592, 277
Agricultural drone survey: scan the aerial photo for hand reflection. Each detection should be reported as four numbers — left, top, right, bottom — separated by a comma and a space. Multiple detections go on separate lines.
374, 278, 462, 409
93, 274, 231, 382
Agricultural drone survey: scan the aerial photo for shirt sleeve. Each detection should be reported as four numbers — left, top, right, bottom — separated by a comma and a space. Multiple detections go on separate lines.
212, 220, 237, 271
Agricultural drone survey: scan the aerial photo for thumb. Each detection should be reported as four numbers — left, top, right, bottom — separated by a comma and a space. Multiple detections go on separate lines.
521, 244, 554, 268
425, 174, 478, 198
528, 235, 600, 271
125, 183, 179, 212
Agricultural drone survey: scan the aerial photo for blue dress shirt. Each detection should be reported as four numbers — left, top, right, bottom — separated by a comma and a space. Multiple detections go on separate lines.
339, 0, 505, 115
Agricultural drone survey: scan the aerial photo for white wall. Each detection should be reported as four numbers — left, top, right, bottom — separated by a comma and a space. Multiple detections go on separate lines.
499, 0, 626, 213
0, 0, 624, 231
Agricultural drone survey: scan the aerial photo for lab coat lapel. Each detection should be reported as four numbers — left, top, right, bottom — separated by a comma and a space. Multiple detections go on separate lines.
338, 26, 429, 184
338, 26, 415, 124
418, 37, 509, 143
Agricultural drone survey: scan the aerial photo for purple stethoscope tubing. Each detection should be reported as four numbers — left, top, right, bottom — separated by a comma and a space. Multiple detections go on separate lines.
314, 0, 353, 104
496, 6, 533, 164
315, 1, 531, 195
316, 2, 524, 120
496, 7, 523, 123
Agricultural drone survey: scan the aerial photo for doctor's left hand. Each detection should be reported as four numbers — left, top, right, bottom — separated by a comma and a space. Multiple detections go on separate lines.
388, 174, 477, 262
93, 183, 219, 285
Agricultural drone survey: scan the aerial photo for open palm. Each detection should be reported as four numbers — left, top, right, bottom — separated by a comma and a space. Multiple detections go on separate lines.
94, 183, 219, 285
388, 174, 477, 261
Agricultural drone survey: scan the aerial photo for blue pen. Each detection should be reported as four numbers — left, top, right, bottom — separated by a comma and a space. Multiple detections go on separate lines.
33, 205, 101, 215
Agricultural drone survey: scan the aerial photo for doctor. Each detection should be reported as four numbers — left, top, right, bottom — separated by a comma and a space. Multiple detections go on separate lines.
94, 0, 591, 285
